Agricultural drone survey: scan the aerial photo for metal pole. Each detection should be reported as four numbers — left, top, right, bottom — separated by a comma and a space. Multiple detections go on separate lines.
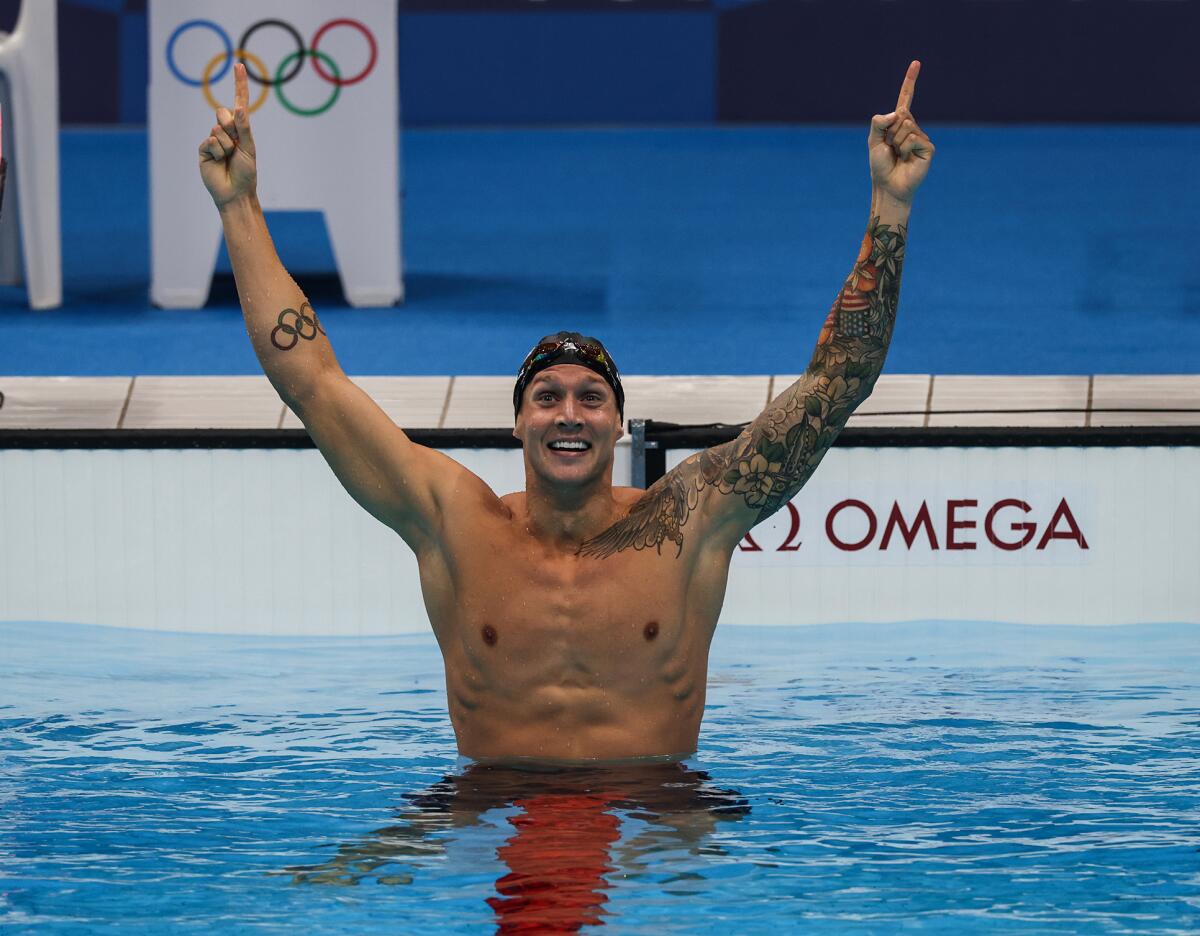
630, 419, 646, 488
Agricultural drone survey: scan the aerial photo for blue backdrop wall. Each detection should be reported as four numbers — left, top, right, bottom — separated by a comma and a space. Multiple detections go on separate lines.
0, 0, 1195, 125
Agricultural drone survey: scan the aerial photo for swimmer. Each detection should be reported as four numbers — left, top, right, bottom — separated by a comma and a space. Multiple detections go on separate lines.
199, 61, 934, 765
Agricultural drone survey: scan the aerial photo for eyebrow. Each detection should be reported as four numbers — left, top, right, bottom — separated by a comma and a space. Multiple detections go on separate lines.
530, 374, 607, 390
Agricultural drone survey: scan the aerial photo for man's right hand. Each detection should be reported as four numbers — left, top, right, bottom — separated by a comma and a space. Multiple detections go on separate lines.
199, 62, 257, 210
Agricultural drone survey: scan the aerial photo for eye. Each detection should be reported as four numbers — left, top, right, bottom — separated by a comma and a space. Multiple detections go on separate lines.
536, 391, 556, 403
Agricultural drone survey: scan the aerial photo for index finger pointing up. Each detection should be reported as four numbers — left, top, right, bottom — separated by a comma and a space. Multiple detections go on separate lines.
896, 60, 920, 112
235, 61, 248, 113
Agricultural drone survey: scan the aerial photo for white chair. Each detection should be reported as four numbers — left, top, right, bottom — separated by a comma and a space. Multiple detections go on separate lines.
0, 0, 62, 309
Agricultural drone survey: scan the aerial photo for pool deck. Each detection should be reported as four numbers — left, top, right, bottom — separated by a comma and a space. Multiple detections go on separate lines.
0, 373, 1197, 431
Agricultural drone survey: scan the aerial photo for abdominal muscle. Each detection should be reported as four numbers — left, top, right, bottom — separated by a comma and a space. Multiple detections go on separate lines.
450, 681, 708, 764
440, 623, 711, 764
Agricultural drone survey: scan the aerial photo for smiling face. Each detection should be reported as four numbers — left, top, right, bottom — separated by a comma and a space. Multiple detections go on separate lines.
513, 364, 624, 491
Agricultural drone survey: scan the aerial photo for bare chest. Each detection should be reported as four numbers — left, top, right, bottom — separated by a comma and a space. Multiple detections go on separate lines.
418, 511, 729, 759
449, 539, 687, 668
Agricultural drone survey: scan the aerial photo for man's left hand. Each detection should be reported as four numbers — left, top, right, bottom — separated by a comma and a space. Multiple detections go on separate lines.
869, 61, 935, 205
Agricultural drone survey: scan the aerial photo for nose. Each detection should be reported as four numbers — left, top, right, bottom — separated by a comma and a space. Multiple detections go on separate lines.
556, 397, 583, 429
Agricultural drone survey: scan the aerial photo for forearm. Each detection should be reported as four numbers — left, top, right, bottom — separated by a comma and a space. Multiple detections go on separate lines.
708, 191, 912, 521
219, 194, 340, 409
807, 189, 911, 398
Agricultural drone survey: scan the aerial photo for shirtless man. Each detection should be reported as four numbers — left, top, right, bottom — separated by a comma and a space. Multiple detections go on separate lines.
199, 61, 934, 765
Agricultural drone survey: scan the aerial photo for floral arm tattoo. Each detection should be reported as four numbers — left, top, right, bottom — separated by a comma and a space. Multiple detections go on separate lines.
580, 216, 905, 559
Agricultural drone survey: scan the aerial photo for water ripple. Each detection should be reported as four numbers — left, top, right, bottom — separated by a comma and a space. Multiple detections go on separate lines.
0, 620, 1197, 934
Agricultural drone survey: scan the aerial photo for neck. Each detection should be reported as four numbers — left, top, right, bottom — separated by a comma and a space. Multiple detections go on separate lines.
521, 469, 620, 551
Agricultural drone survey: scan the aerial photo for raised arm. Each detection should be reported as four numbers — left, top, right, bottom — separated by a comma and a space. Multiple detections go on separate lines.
199, 63, 471, 551
580, 62, 934, 559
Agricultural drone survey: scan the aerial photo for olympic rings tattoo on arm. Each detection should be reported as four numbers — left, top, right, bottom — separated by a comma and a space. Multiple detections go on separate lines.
269, 302, 327, 352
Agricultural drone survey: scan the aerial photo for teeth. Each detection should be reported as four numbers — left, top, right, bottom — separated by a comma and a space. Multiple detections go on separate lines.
550, 441, 589, 450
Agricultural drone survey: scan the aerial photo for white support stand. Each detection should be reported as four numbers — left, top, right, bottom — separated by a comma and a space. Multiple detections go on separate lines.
0, 0, 63, 310
148, 1, 403, 309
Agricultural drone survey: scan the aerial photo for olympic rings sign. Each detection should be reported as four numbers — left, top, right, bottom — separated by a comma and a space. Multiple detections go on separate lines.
166, 18, 378, 117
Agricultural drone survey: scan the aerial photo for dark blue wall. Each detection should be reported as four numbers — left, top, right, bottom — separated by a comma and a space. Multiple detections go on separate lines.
717, 0, 1200, 123
398, 12, 716, 125
1, 0, 1196, 125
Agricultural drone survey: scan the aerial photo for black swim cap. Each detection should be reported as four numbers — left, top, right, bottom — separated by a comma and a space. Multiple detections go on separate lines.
513, 331, 624, 420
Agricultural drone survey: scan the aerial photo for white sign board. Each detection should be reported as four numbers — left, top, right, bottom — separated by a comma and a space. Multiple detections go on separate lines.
671, 446, 1199, 628
0, 446, 1195, 635
149, 1, 402, 308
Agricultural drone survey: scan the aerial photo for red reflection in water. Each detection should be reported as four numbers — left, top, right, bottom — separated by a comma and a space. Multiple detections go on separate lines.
487, 791, 621, 933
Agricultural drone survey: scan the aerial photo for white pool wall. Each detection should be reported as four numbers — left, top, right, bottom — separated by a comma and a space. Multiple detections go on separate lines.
0, 444, 1195, 634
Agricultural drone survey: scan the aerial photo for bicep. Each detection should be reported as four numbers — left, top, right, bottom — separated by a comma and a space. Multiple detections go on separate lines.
697, 370, 866, 546
291, 372, 467, 548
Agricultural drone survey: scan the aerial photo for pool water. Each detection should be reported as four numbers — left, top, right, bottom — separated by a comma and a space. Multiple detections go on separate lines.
1, 620, 1198, 934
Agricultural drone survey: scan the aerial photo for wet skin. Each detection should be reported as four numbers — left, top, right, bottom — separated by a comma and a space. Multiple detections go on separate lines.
424, 489, 729, 762
414, 366, 740, 763
211, 58, 925, 767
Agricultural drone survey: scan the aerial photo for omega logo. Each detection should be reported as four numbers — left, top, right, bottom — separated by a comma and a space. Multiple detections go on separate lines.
738, 498, 1089, 553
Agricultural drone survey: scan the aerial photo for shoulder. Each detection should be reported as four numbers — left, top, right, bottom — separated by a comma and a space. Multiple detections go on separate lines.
592, 441, 754, 558
497, 491, 522, 519
410, 461, 511, 553
611, 486, 648, 509
576, 475, 715, 560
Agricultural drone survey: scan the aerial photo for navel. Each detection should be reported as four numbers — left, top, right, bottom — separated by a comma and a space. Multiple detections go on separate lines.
643, 621, 659, 641
482, 624, 498, 646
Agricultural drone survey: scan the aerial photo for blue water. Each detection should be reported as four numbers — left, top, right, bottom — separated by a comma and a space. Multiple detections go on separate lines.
1, 620, 1198, 934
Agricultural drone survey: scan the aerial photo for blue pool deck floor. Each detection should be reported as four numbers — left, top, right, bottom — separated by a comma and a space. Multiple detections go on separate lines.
0, 124, 1197, 378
